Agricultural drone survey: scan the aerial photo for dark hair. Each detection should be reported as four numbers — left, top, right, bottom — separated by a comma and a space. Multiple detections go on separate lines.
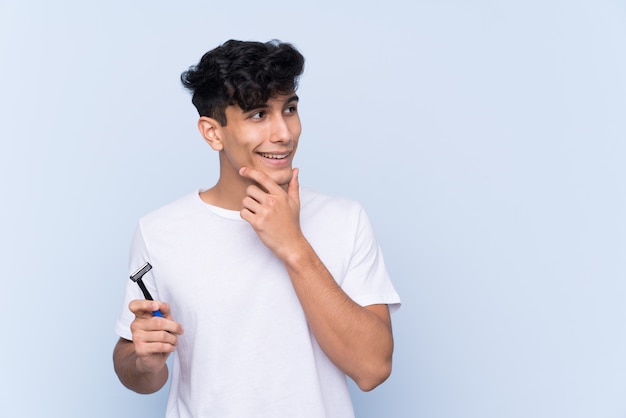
180, 39, 305, 126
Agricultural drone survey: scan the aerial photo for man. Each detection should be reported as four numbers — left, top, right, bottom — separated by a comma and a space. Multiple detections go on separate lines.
113, 39, 401, 417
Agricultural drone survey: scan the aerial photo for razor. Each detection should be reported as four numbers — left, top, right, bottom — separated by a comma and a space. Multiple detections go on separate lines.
129, 262, 163, 317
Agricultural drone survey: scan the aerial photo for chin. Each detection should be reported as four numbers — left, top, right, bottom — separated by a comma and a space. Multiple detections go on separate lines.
271, 170, 293, 187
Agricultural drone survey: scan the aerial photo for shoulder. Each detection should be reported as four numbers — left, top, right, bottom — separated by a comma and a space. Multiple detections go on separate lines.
300, 186, 363, 215
299, 187, 368, 232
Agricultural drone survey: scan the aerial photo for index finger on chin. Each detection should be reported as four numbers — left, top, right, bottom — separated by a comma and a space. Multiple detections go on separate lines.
239, 167, 278, 193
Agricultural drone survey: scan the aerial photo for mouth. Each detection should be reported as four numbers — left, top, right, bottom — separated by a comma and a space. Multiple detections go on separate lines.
257, 151, 291, 160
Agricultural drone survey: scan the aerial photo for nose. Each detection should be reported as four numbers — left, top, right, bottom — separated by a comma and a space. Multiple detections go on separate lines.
269, 115, 292, 143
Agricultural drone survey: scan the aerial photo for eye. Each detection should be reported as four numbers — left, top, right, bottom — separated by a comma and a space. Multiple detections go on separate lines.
285, 105, 298, 114
250, 110, 266, 119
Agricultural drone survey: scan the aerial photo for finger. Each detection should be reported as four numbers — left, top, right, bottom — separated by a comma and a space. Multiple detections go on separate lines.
133, 331, 179, 356
151, 304, 185, 335
129, 300, 184, 335
141, 341, 177, 355
154, 301, 173, 319
132, 315, 184, 335
244, 184, 269, 205
241, 195, 262, 214
239, 167, 281, 193
129, 299, 161, 318
133, 326, 179, 346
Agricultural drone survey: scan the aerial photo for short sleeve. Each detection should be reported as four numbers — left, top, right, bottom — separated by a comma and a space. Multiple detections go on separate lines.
114, 223, 161, 340
340, 206, 401, 313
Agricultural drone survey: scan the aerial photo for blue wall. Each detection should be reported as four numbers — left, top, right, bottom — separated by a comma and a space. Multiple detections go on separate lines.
1, 1, 625, 417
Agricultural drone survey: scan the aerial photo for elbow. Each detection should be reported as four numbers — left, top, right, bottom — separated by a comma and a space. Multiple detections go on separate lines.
354, 357, 393, 392
353, 332, 395, 392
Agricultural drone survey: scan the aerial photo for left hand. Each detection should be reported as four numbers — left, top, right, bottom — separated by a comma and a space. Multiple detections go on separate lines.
239, 166, 305, 261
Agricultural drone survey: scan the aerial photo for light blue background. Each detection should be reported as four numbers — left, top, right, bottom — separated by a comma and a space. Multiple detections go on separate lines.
1, 1, 625, 417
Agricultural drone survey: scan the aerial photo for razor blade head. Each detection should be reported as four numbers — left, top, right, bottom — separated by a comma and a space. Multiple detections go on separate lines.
130, 262, 152, 282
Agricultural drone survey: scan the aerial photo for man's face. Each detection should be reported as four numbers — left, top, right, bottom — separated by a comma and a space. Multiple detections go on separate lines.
217, 93, 301, 188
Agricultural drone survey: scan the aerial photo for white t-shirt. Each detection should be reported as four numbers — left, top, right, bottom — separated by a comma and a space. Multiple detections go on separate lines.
115, 187, 401, 418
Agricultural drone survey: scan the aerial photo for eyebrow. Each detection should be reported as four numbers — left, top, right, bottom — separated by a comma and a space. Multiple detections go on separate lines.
253, 95, 300, 109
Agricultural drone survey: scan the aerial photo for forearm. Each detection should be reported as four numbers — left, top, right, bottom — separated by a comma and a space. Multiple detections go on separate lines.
284, 240, 394, 391
113, 338, 169, 394
237, 168, 394, 389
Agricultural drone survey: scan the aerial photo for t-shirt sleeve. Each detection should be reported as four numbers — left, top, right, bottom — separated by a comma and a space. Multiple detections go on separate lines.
114, 223, 161, 340
340, 206, 401, 313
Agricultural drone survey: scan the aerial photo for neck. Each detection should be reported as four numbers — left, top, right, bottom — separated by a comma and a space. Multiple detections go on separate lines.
199, 180, 249, 211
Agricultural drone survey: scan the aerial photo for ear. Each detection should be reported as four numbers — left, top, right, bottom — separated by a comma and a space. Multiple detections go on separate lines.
198, 116, 223, 151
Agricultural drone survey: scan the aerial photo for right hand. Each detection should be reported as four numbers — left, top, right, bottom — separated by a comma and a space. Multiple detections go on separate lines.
128, 300, 184, 373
